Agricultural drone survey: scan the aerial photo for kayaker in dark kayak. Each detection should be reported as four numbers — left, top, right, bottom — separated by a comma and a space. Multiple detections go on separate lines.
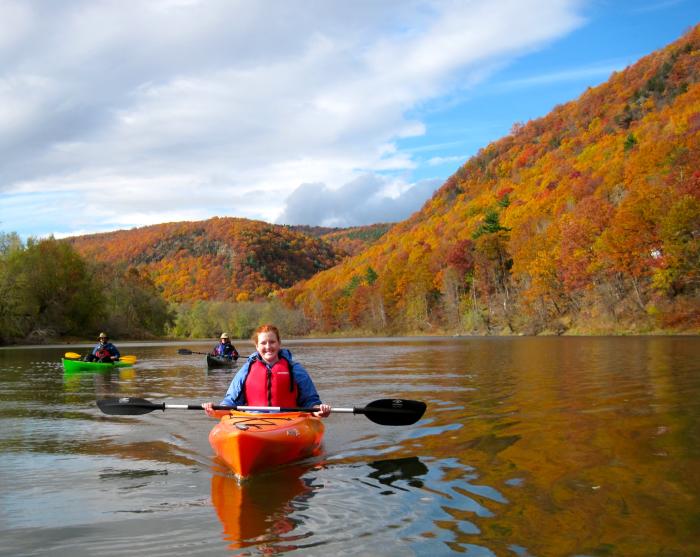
203, 324, 331, 418
210, 332, 239, 361
85, 332, 121, 362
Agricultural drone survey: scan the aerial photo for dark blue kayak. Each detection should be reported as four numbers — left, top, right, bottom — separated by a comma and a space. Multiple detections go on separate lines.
206, 354, 237, 368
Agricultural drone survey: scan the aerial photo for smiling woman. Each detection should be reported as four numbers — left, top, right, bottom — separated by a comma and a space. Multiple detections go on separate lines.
203, 324, 332, 419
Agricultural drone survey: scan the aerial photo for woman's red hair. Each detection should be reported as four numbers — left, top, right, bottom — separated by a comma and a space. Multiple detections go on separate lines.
252, 324, 280, 344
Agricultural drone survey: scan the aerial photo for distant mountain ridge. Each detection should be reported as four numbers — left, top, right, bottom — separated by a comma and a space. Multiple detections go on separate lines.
68, 218, 391, 302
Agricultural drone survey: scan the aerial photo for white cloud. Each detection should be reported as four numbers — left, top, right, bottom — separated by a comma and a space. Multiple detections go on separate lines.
277, 175, 442, 227
495, 60, 628, 91
631, 0, 685, 14
0, 0, 585, 236
427, 155, 467, 166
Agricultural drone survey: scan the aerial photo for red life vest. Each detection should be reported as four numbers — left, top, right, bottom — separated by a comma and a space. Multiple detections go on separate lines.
243, 357, 298, 406
95, 348, 111, 360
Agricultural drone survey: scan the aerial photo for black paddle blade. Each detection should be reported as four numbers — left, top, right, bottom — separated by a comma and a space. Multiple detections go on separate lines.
97, 397, 165, 415
359, 399, 426, 426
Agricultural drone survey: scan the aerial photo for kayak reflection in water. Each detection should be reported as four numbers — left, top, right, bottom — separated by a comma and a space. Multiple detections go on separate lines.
210, 332, 239, 361
84, 332, 120, 362
203, 324, 331, 418
211, 463, 314, 551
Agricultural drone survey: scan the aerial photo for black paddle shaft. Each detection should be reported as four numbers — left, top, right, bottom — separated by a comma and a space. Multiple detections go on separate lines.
96, 397, 231, 415
96, 397, 427, 425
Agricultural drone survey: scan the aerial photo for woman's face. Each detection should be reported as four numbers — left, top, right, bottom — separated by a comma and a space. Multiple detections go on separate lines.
256, 331, 280, 364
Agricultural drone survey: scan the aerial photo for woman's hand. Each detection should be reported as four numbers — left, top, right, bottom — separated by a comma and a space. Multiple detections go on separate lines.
313, 403, 331, 418
202, 402, 216, 417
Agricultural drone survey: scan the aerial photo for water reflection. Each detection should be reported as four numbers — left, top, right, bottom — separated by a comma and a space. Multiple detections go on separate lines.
409, 338, 700, 556
62, 364, 134, 399
211, 464, 314, 552
211, 457, 435, 554
366, 456, 429, 490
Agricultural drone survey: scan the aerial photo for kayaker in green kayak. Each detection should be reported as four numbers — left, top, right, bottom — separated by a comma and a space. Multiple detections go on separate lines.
85, 332, 121, 363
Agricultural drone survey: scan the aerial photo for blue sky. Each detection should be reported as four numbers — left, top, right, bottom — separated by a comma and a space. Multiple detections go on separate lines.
1, 0, 698, 240
401, 0, 699, 181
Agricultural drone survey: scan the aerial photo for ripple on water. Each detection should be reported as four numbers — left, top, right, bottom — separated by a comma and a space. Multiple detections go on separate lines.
241, 455, 510, 556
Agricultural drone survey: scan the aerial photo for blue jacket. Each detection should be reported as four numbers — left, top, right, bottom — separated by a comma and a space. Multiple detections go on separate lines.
213, 342, 238, 359
92, 341, 120, 359
220, 348, 322, 408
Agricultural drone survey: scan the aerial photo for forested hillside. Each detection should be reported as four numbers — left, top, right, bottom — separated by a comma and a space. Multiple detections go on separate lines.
68, 218, 389, 302
290, 223, 393, 256
282, 25, 700, 335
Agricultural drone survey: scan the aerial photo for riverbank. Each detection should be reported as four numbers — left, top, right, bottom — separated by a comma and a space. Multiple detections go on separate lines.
3, 326, 699, 349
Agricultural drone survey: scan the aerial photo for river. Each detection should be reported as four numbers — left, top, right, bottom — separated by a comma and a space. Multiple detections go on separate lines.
0, 336, 698, 556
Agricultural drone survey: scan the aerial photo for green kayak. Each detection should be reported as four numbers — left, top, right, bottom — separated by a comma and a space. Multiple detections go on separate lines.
62, 358, 134, 372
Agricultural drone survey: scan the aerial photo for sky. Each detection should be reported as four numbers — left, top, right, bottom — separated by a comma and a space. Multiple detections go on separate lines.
1, 0, 698, 240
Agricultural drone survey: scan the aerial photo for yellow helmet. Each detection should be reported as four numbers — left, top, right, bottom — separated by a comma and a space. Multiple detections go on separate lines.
220, 333, 230, 339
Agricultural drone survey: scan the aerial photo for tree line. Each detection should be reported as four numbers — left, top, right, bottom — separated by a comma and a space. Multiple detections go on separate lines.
0, 232, 313, 345
168, 299, 309, 341
0, 233, 172, 343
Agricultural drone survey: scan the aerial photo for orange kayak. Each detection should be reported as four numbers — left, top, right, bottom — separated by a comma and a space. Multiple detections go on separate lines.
209, 411, 324, 479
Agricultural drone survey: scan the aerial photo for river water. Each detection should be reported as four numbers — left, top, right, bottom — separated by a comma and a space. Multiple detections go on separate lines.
0, 336, 698, 556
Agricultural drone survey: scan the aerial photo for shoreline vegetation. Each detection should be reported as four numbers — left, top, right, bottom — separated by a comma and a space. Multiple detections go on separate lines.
5, 324, 699, 348
6, 331, 700, 350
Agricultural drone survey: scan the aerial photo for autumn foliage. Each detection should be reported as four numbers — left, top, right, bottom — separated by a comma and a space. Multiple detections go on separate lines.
283, 25, 700, 335
68, 219, 387, 303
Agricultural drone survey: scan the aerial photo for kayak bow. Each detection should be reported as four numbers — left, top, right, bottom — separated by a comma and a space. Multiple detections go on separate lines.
206, 354, 237, 368
209, 411, 325, 479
